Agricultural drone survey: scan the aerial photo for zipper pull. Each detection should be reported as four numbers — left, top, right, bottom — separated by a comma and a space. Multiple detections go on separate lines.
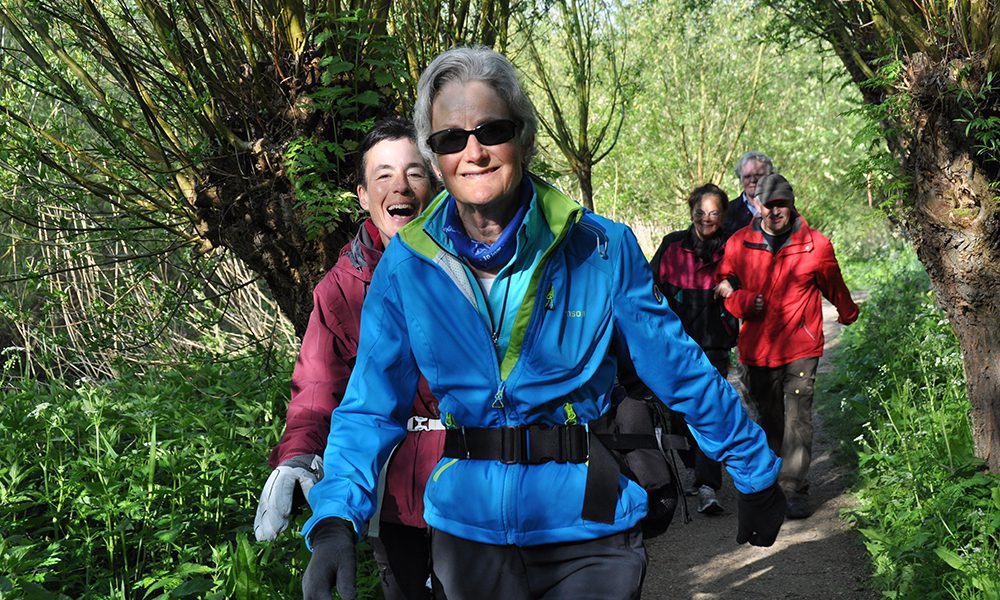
445, 413, 456, 428
563, 402, 578, 425
492, 382, 506, 409
545, 283, 555, 310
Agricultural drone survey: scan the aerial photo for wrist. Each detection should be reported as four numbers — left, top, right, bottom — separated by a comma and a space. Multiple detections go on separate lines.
309, 517, 356, 546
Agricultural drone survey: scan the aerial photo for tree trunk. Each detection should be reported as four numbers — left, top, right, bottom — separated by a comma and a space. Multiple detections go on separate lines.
895, 55, 1000, 472
195, 168, 354, 339
577, 159, 594, 211
187, 51, 373, 339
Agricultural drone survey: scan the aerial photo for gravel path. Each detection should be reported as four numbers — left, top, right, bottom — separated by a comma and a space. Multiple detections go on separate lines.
641, 296, 875, 599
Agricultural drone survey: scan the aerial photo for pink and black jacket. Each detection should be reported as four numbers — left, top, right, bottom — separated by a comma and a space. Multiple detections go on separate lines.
651, 227, 738, 352
269, 219, 443, 529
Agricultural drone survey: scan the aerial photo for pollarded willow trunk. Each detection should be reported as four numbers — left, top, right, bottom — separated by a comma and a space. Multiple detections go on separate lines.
896, 55, 1000, 472
194, 157, 354, 339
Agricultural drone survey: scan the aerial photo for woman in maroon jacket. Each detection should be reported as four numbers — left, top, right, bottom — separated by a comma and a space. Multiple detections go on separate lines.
254, 118, 445, 599
651, 183, 738, 516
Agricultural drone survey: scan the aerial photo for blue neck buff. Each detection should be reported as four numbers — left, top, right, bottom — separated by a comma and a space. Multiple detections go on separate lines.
443, 176, 533, 271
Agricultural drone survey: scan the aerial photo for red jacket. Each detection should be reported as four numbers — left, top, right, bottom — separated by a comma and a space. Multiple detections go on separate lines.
716, 216, 859, 368
269, 219, 443, 528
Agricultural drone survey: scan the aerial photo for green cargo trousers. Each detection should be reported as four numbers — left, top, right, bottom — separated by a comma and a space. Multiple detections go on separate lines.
747, 356, 819, 497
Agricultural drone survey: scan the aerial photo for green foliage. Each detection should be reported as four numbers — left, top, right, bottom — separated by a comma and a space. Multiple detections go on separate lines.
285, 10, 410, 240
285, 137, 362, 240
0, 350, 381, 598
819, 253, 1000, 598
955, 70, 1000, 173
586, 0, 870, 236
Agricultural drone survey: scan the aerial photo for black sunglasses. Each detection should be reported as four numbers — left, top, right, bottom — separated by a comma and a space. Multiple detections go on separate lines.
426, 119, 519, 155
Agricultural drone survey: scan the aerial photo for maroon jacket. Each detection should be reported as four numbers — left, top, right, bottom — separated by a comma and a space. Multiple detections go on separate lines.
716, 215, 859, 368
651, 227, 738, 352
269, 219, 443, 528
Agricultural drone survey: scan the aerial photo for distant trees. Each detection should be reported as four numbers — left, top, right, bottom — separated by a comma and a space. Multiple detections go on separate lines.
516, 0, 633, 210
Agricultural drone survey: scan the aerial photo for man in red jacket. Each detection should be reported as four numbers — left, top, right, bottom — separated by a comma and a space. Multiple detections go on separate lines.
716, 173, 858, 519
254, 118, 444, 599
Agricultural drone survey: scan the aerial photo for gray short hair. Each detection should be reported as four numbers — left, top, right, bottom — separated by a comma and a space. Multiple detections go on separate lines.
734, 151, 774, 180
413, 46, 538, 169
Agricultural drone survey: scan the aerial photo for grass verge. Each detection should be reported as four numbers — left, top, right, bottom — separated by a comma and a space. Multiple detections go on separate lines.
818, 250, 1000, 599
0, 348, 381, 599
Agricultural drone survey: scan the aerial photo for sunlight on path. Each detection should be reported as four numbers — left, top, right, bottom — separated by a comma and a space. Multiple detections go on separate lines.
641, 294, 874, 599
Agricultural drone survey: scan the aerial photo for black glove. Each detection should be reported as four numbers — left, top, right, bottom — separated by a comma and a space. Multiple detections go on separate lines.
302, 518, 357, 600
736, 483, 787, 546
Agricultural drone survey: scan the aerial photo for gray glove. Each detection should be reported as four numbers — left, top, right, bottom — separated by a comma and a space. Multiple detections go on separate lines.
253, 453, 324, 541
303, 518, 357, 600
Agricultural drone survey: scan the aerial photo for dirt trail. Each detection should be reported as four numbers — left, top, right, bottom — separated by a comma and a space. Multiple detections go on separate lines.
642, 296, 875, 599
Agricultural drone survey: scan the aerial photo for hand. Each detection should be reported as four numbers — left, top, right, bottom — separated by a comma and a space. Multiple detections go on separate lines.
303, 518, 357, 600
752, 294, 765, 313
714, 279, 734, 299
254, 454, 323, 541
736, 483, 787, 546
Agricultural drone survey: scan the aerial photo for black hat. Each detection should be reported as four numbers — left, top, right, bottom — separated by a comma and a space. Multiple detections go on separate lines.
755, 173, 794, 205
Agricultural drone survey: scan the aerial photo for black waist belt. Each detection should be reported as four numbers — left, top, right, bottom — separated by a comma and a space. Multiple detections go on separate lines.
443, 425, 589, 464
442, 424, 660, 524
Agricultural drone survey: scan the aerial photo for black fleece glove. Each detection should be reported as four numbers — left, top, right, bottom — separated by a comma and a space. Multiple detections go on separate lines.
736, 483, 787, 547
302, 518, 357, 600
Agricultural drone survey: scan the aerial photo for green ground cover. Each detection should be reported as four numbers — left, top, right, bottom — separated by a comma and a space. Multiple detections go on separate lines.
0, 349, 379, 599
819, 250, 1000, 599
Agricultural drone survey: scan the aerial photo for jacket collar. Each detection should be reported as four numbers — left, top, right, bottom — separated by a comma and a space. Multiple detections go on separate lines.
681, 225, 726, 263
346, 218, 384, 275
746, 213, 811, 254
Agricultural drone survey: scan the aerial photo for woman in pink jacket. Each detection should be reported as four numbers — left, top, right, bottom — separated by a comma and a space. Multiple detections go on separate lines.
254, 118, 445, 599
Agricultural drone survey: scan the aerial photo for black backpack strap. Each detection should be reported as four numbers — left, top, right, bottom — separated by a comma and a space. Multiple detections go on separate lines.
582, 428, 620, 524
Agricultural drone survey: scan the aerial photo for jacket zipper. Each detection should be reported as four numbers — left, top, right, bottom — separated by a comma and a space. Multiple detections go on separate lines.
800, 316, 817, 341
424, 236, 511, 422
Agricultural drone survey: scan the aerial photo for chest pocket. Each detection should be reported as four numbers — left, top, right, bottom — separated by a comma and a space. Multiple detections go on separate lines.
523, 246, 613, 380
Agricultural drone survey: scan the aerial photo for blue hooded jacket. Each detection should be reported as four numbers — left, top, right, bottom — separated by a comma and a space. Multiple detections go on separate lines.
303, 174, 780, 546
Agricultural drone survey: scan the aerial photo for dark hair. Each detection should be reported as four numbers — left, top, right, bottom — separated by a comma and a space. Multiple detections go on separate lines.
687, 183, 729, 212
355, 117, 420, 187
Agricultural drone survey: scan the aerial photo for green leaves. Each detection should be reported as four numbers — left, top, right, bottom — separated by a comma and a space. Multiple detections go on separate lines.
282, 10, 407, 240
0, 352, 294, 597
823, 255, 1000, 598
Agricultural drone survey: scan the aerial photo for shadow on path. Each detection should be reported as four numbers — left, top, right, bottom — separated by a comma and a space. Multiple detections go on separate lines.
641, 294, 874, 599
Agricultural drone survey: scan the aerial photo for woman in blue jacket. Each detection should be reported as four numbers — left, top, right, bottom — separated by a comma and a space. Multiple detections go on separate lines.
302, 47, 786, 600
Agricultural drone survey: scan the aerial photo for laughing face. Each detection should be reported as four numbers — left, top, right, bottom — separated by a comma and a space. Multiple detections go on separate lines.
691, 193, 724, 240
357, 137, 433, 246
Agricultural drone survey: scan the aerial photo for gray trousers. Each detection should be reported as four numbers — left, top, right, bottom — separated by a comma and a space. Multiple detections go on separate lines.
747, 356, 819, 497
431, 526, 647, 600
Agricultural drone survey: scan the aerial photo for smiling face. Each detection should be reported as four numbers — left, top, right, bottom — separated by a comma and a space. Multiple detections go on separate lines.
357, 137, 432, 246
691, 193, 724, 240
755, 198, 795, 235
739, 158, 770, 200
430, 80, 524, 213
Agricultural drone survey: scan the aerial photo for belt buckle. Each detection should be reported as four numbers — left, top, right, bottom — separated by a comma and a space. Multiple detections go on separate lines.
409, 416, 430, 432
500, 426, 526, 464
